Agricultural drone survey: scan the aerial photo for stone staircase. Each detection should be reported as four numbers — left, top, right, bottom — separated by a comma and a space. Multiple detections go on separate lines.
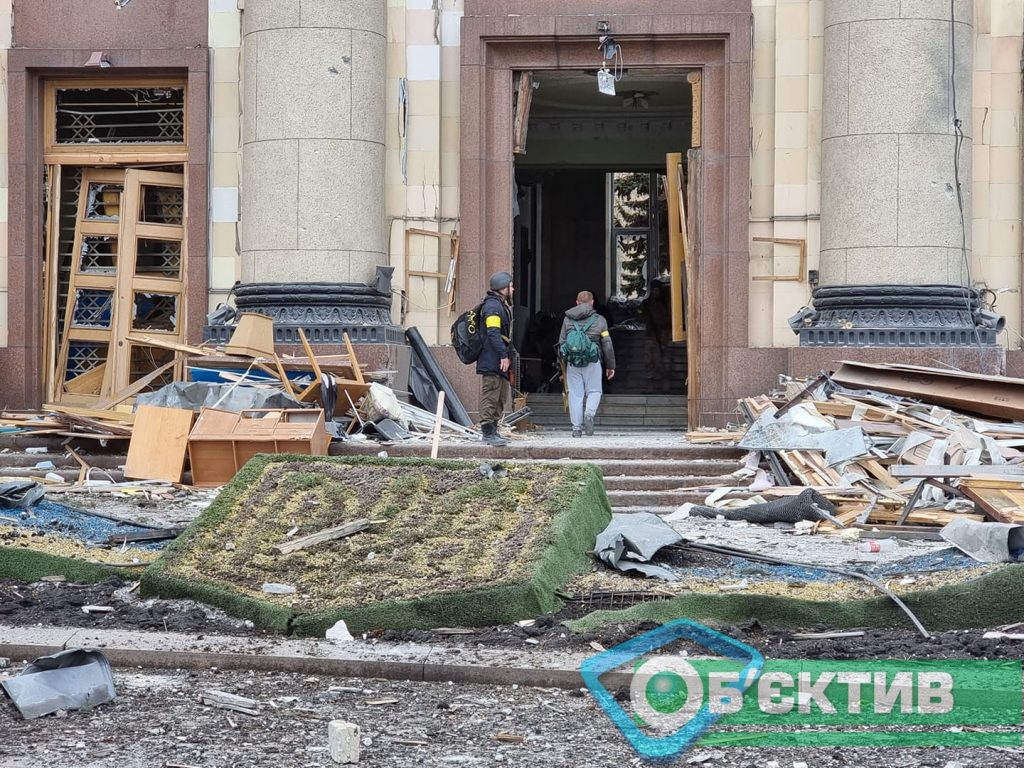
0, 433, 744, 516
351, 439, 745, 516
524, 393, 687, 432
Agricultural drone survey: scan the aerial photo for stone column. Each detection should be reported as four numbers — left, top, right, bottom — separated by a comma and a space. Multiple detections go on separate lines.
821, 0, 972, 287
240, 0, 386, 284
798, 0, 995, 345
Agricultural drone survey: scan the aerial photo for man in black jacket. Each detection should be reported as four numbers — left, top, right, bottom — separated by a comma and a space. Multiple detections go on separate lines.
477, 271, 514, 447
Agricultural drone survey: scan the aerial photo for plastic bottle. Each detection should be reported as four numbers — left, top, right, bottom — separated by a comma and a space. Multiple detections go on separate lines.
858, 539, 898, 553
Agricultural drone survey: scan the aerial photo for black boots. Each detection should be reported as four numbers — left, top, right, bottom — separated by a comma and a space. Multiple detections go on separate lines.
481, 422, 509, 447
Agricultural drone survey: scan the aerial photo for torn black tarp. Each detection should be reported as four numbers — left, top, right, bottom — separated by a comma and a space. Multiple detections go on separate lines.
408, 350, 452, 422
688, 488, 840, 526
1, 649, 116, 719
594, 513, 683, 581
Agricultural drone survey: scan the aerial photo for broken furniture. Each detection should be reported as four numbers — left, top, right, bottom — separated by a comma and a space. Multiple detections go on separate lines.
187, 408, 331, 487
123, 405, 194, 483
708, 363, 1024, 540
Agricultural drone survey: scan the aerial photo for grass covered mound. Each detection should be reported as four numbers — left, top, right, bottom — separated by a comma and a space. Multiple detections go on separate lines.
142, 455, 611, 634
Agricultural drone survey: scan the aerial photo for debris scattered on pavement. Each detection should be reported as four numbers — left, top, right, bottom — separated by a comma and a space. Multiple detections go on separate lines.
200, 689, 260, 716
1, 648, 116, 720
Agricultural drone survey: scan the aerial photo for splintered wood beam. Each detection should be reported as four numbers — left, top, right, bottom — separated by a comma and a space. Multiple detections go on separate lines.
274, 518, 371, 555
512, 71, 534, 154
93, 356, 183, 411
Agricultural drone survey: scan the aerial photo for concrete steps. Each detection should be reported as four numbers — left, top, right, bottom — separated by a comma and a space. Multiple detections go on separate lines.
602, 475, 731, 491
607, 489, 720, 508
525, 393, 687, 431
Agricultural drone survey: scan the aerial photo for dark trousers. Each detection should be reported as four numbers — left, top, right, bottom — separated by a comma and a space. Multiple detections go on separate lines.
479, 374, 511, 425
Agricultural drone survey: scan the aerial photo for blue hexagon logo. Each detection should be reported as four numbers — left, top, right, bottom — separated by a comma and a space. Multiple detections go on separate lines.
580, 619, 765, 763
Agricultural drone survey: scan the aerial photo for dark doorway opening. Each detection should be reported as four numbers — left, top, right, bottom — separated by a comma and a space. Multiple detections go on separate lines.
512, 70, 692, 424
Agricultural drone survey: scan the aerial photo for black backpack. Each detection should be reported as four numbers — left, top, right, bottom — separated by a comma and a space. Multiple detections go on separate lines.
451, 302, 485, 364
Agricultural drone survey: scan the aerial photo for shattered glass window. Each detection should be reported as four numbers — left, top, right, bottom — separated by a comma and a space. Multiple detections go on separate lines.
55, 87, 185, 145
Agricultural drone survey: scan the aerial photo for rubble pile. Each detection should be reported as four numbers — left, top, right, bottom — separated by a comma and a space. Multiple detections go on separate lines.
688, 361, 1024, 557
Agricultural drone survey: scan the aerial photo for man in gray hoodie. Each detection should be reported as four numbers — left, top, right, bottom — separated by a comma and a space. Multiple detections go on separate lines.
557, 291, 616, 437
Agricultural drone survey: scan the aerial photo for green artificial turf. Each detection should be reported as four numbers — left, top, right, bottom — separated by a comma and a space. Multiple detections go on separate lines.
567, 563, 1024, 635
0, 546, 136, 583
142, 455, 612, 635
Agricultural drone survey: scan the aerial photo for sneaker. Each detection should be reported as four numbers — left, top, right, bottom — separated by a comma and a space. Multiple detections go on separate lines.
572, 429, 582, 438
583, 413, 595, 436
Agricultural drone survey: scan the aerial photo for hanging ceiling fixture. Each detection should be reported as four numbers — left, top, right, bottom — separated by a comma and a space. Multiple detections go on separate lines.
622, 91, 656, 109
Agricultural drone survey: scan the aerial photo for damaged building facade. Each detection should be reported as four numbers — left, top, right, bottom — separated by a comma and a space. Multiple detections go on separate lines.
0, 0, 1022, 426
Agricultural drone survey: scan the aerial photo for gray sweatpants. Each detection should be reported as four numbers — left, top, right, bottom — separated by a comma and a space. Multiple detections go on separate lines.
567, 361, 603, 430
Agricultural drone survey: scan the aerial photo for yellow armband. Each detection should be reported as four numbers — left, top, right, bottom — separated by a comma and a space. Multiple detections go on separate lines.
600, 330, 610, 337
485, 315, 502, 329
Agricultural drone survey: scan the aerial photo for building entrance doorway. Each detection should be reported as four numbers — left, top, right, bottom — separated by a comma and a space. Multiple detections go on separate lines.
511, 70, 694, 429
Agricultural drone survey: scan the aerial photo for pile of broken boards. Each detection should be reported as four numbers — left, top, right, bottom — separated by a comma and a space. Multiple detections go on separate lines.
0, 312, 482, 490
692, 361, 1024, 564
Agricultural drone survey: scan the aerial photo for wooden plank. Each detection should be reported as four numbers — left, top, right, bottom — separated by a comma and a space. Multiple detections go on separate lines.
431, 390, 446, 460
123, 405, 194, 483
342, 332, 365, 384
92, 356, 183, 411
46, 404, 135, 425
512, 71, 534, 154
126, 335, 213, 356
856, 459, 900, 490
684, 150, 701, 427
273, 518, 370, 555
43, 164, 61, 404
63, 364, 107, 396
666, 152, 685, 344
65, 445, 91, 485
890, 465, 1024, 479
687, 71, 702, 147
867, 508, 984, 526
959, 484, 1024, 525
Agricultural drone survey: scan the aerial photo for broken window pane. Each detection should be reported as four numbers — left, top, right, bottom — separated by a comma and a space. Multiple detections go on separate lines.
78, 236, 118, 274
84, 182, 122, 220
139, 185, 184, 225
71, 289, 114, 329
129, 344, 176, 391
55, 87, 185, 145
135, 238, 182, 278
65, 342, 108, 381
132, 292, 178, 332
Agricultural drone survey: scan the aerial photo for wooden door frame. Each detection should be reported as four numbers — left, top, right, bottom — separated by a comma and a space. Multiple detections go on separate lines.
1, 50, 208, 411
459, 13, 751, 426
41, 75, 191, 404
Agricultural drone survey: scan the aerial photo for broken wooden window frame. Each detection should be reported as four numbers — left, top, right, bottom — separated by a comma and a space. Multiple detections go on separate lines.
41, 75, 190, 405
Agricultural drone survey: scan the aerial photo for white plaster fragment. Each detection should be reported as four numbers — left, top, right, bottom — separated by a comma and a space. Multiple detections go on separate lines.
328, 720, 360, 764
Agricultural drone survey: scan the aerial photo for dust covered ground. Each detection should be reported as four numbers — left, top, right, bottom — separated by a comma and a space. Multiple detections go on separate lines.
8, 577, 1024, 661
1, 666, 1022, 768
